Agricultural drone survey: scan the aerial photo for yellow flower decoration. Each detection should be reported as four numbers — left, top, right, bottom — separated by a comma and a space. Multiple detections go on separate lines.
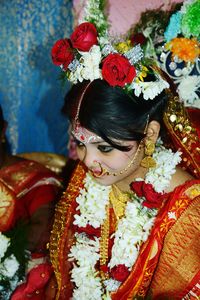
115, 40, 132, 54
168, 37, 199, 63
136, 66, 148, 83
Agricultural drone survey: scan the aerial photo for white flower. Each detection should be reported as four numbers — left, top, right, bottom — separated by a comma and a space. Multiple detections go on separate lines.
177, 75, 200, 108
80, 45, 102, 81
168, 211, 177, 220
68, 64, 84, 84
131, 77, 169, 100
145, 143, 182, 193
0, 254, 19, 278
0, 233, 10, 260
68, 45, 102, 84
69, 233, 100, 267
103, 279, 121, 292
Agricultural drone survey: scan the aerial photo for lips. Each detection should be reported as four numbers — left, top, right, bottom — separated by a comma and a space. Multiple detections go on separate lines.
89, 168, 107, 178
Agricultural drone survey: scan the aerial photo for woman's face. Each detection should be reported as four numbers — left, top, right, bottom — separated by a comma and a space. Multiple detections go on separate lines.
72, 128, 144, 186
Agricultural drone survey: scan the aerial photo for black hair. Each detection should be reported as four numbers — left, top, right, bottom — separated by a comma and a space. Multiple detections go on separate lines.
63, 79, 168, 151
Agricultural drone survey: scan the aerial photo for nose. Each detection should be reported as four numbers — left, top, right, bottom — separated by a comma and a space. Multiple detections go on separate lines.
82, 148, 98, 169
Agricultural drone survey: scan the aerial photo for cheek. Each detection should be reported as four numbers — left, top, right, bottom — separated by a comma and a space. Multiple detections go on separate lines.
76, 147, 85, 160
103, 152, 132, 170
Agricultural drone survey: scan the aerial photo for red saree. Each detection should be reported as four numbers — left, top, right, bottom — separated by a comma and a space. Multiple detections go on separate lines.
0, 159, 63, 300
50, 162, 200, 299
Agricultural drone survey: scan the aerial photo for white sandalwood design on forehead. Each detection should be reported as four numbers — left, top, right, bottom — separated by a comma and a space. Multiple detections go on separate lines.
72, 126, 102, 144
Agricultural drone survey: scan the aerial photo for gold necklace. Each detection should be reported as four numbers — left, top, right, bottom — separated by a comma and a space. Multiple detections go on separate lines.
109, 184, 130, 220
99, 185, 130, 278
100, 203, 110, 279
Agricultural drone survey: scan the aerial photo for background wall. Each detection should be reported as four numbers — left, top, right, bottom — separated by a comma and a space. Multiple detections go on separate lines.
107, 0, 183, 35
73, 0, 183, 35
0, 0, 73, 155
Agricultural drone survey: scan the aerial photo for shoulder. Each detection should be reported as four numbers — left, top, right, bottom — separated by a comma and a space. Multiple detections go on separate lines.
166, 167, 195, 193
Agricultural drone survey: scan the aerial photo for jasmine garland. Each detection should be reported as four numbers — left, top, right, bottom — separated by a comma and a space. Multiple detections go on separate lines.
68, 142, 182, 299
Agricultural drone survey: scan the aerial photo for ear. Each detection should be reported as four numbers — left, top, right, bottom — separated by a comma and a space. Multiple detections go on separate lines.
145, 120, 160, 143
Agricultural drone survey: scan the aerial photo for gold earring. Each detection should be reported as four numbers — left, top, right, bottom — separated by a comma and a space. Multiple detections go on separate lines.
140, 139, 156, 168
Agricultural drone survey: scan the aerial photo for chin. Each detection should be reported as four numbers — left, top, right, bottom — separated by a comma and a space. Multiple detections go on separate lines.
92, 175, 117, 186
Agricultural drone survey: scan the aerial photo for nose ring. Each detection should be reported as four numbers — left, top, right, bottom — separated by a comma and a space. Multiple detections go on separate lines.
93, 161, 108, 177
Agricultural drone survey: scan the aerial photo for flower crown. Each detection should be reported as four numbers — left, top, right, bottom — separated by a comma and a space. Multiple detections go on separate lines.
51, 0, 169, 100
161, 0, 200, 107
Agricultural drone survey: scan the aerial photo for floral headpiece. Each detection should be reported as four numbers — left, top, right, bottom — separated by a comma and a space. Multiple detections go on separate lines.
160, 0, 200, 108
128, 0, 199, 108
51, 0, 169, 101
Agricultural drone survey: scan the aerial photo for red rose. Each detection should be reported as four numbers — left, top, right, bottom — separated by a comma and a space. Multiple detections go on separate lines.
51, 38, 74, 70
130, 33, 146, 46
130, 181, 144, 197
130, 181, 163, 209
142, 183, 163, 209
102, 53, 136, 87
100, 265, 109, 274
70, 22, 98, 51
111, 264, 130, 282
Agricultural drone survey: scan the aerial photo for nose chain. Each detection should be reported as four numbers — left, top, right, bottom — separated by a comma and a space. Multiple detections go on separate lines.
88, 141, 143, 178
104, 141, 143, 177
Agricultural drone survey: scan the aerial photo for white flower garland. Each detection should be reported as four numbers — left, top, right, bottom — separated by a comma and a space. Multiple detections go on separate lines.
108, 201, 156, 270
69, 144, 182, 299
145, 139, 182, 193
73, 174, 111, 228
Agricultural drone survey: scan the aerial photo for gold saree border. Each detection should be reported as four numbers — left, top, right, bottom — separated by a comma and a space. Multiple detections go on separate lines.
49, 162, 85, 299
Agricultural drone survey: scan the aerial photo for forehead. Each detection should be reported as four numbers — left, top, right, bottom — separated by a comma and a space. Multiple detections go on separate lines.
71, 123, 103, 144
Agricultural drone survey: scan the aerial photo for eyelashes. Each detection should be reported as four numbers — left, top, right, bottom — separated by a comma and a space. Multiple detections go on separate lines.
74, 139, 113, 153
97, 145, 114, 153
73, 135, 135, 154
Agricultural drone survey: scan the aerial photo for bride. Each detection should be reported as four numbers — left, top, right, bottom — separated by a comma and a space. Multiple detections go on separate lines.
48, 1, 200, 298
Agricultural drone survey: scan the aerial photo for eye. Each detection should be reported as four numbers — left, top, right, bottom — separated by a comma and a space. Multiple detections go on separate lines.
97, 145, 114, 153
74, 139, 85, 148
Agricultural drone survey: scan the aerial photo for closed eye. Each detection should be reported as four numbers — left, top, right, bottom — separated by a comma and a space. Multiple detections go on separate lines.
97, 145, 114, 153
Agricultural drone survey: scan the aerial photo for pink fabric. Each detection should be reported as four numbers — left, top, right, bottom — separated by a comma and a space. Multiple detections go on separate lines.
73, 0, 183, 35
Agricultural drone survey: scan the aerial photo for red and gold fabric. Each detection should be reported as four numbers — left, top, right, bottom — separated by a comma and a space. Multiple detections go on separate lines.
0, 160, 62, 232
49, 162, 200, 299
163, 94, 200, 179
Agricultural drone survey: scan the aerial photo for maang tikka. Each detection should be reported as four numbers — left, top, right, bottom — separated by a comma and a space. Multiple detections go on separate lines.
71, 82, 102, 144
